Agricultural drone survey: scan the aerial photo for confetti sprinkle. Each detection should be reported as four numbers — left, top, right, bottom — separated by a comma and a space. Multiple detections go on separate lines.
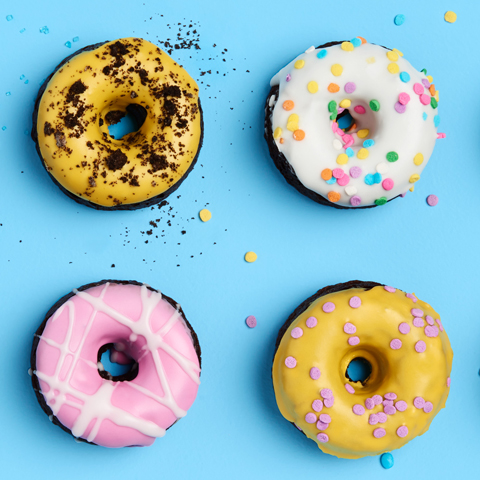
65, 41, 72, 48
394, 14, 405, 26
199, 209, 211, 222
244, 251, 257, 263
317, 49, 327, 59
73, 36, 79, 43
399, 71, 410, 83
307, 81, 318, 93
386, 151, 399, 163
285, 356, 297, 368
369, 100, 380, 112
331, 64, 343, 76
6, 15, 13, 21
341, 42, 354, 51
294, 59, 305, 69
427, 194, 438, 206
387, 63, 400, 74
245, 316, 257, 328
293, 129, 305, 141
39, 26, 49, 34
444, 11, 457, 23
283, 100, 294, 111
328, 83, 340, 93
375, 197, 387, 206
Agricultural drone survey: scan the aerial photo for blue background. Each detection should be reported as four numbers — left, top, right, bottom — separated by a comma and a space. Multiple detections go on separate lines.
0, 0, 476, 477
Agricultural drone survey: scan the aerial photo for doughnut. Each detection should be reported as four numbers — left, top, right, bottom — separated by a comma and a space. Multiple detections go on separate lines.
272, 280, 453, 458
30, 280, 201, 447
32, 37, 203, 210
264, 39, 442, 208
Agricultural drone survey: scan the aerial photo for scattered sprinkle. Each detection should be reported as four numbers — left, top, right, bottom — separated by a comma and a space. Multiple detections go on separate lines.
394, 14, 405, 26
317, 49, 327, 59
328, 83, 340, 93
39, 26, 49, 34
331, 64, 343, 76
285, 356, 297, 368
244, 251, 257, 263
199, 209, 211, 222
65, 41, 72, 48
73, 36, 79, 42
444, 11, 457, 23
426, 194, 438, 207
399, 72, 410, 83
381, 453, 394, 469
6, 15, 13, 21
291, 327, 303, 339
322, 302, 335, 313
245, 316, 257, 328
5, 92, 11, 96
369, 100, 380, 112
20, 28, 26, 33
294, 59, 305, 69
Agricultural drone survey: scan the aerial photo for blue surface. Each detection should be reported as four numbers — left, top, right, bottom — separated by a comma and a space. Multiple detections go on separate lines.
0, 1, 477, 478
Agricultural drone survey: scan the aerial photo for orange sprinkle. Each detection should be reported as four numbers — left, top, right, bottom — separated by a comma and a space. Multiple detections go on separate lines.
357, 36, 367, 44
321, 168, 332, 181
279, 138, 284, 144
328, 191, 341, 203
429, 84, 435, 96
328, 83, 340, 93
283, 100, 294, 111
293, 129, 305, 141
347, 123, 357, 132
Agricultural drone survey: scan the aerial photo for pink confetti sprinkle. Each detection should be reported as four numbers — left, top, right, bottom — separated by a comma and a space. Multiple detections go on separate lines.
411, 308, 424, 317
390, 338, 402, 350
350, 195, 362, 207
291, 327, 303, 338
427, 194, 439, 206
377, 412, 387, 423
338, 107, 345, 114
310, 367, 321, 380
349, 166, 362, 178
285, 356, 297, 368
413, 83, 424, 95
312, 399, 323, 412
343, 322, 357, 334
384, 286, 396, 293
422, 78, 431, 88
413, 397, 425, 409
305, 413, 317, 424
447, 377, 451, 387
436, 319, 444, 332
348, 336, 360, 346
398, 92, 411, 105
322, 302, 336, 313
420, 94, 430, 105
306, 316, 317, 328
425, 325, 439, 338
413, 317, 425, 328
294, 423, 302, 431
365, 398, 375, 410
369, 414, 379, 425
384, 392, 397, 400
424, 402, 433, 413
382, 178, 394, 190
316, 420, 329, 430
286, 74, 292, 82
321, 388, 333, 399
372, 395, 383, 406
437, 132, 446, 139
354, 105, 366, 114
317, 433, 329, 443
331, 122, 339, 134
337, 174, 350, 186
345, 384, 355, 394
415, 340, 426, 353
373, 428, 386, 438
398, 322, 411, 334
406, 292, 418, 302
353, 404, 365, 415
332, 168, 345, 179
394, 102, 406, 114
319, 413, 331, 424
425, 315, 435, 326
384, 405, 396, 415
349, 296, 362, 308
345, 82, 356, 93
383, 400, 393, 407
246, 315, 257, 328
397, 426, 409, 438
395, 400, 407, 412
324, 397, 335, 408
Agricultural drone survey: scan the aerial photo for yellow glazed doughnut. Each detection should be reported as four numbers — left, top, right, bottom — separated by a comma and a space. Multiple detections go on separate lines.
272, 281, 453, 459
32, 37, 203, 210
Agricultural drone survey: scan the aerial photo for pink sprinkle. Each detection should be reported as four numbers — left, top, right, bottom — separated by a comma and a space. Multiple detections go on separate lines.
291, 327, 303, 338
425, 325, 439, 338
319, 413, 331, 424
397, 426, 409, 438
316, 420, 329, 430
324, 397, 335, 408
398, 322, 411, 334
425, 315, 435, 326
322, 302, 336, 313
406, 292, 418, 302
354, 105, 366, 114
427, 194, 439, 206
286, 74, 292, 82
382, 178, 394, 191
331, 122, 339, 134
372, 395, 383, 406
353, 404, 365, 415
384, 392, 397, 400
337, 174, 350, 186
422, 78, 431, 88
413, 397, 425, 409
294, 423, 302, 431
424, 402, 433, 413
246, 315, 257, 328
437, 132, 446, 139
332, 168, 344, 179
413, 317, 425, 328
349, 166, 362, 178
413, 83, 424, 95
285, 356, 297, 368
384, 286, 396, 293
338, 107, 345, 114
384, 405, 396, 415
317, 433, 329, 443
390, 338, 402, 350
383, 400, 393, 407
345, 82, 356, 93
447, 377, 451, 387
373, 428, 386, 438
436, 319, 444, 332
395, 400, 407, 412
415, 340, 426, 353
345, 384, 355, 394
342, 134, 354, 148
343, 322, 357, 334
349, 296, 362, 308
394, 102, 406, 114
312, 399, 323, 412
306, 317, 317, 328
398, 92, 411, 105
305, 413, 317, 424
365, 398, 375, 410
420, 94, 430, 105
411, 308, 424, 317
350, 195, 362, 207
321, 388, 333, 399
310, 367, 321, 380
377, 412, 387, 423
369, 414, 379, 425
348, 336, 360, 346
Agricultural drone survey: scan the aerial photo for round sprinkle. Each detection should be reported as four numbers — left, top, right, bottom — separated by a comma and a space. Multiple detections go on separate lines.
328, 100, 337, 112
286, 114, 299, 131
357, 148, 369, 160
345, 186, 357, 196
436, 319, 444, 332
398, 322, 410, 334
294, 59, 305, 69
345, 384, 355, 394
293, 129, 305, 141
349, 166, 362, 178
413, 83, 424, 95
420, 94, 430, 105
310, 367, 321, 380
414, 153, 424, 166
341, 41, 354, 51
395, 401, 407, 412
369, 100, 380, 111
399, 92, 410, 105
382, 178, 394, 191
291, 327, 303, 338
324, 397, 334, 408
312, 399, 323, 412
343, 322, 356, 334
285, 356, 297, 368
354, 105, 366, 114
286, 74, 292, 82
447, 377, 451, 387
427, 194, 438, 206
331, 64, 343, 76
400, 71, 410, 83
363, 139, 375, 148
344, 82, 356, 93
368, 414, 379, 425
357, 129, 369, 139
322, 302, 336, 313
328, 83, 340, 93
386, 151, 399, 162
431, 97, 438, 109
199, 209, 212, 222
339, 98, 351, 108
426, 315, 435, 326
336, 153, 349, 165
394, 102, 406, 114
422, 78, 431, 88
332, 168, 345, 179
383, 400, 393, 407
317, 433, 329, 443
375, 197, 387, 206
371, 395, 382, 406
351, 38, 362, 47
414, 397, 425, 409
317, 49, 327, 59
350, 195, 361, 207
337, 175, 349, 187
349, 296, 362, 308
394, 14, 406, 25
306, 316, 317, 328
385, 392, 397, 400
434, 115, 440, 127
333, 139, 342, 150
390, 338, 402, 350
245, 251, 257, 263
415, 341, 426, 353
411, 308, 424, 317
353, 404, 365, 415
245, 316, 257, 328
321, 388, 333, 399
425, 325, 439, 338
307, 81, 319, 93
444, 11, 457, 23
384, 286, 396, 293
316, 420, 329, 430
283, 100, 294, 110
413, 317, 425, 328
321, 168, 333, 181
397, 426, 408, 438
387, 50, 399, 61
384, 405, 396, 415
348, 336, 360, 346
424, 402, 433, 413
305, 412, 317, 424
373, 428, 386, 438
387, 63, 400, 74
365, 398, 375, 410
319, 413, 331, 423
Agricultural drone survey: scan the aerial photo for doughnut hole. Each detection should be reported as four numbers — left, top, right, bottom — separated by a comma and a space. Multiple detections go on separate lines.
346, 357, 372, 383
101, 103, 148, 140
97, 342, 139, 382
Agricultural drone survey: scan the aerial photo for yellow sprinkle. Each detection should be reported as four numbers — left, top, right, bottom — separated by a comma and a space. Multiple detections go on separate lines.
331, 64, 343, 76
245, 251, 257, 263
307, 81, 319, 93
339, 99, 351, 108
387, 63, 400, 74
366, 57, 376, 64
357, 129, 370, 139
199, 209, 212, 222
286, 114, 299, 132
336, 153, 348, 165
357, 148, 369, 160
392, 48, 404, 57
341, 41, 354, 51
444, 11, 457, 23
409, 186, 415, 192
409, 174, 420, 183
434, 91, 439, 101
273, 127, 282, 139
386, 51, 399, 62
413, 153, 424, 166
295, 59, 305, 69
427, 75, 433, 83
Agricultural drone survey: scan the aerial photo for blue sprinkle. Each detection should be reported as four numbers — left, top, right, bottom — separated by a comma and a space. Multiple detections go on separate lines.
346, 147, 354, 157
2, 126, 7, 131
5, 92, 11, 96
39, 26, 49, 34
423, 112, 428, 121
326, 177, 337, 185
373, 172, 382, 184
6, 15, 13, 21
24, 79, 29, 84
399, 72, 410, 83
365, 174, 374, 185
73, 36, 79, 42
434, 115, 440, 127
65, 41, 72, 48
20, 28, 26, 33
380, 453, 394, 469
363, 139, 375, 148
19, 74, 25, 80
394, 14, 405, 26
351, 38, 361, 48
317, 49, 327, 59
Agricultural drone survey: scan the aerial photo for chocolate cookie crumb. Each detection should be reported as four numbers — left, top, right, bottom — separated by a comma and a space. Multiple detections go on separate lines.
105, 149, 128, 171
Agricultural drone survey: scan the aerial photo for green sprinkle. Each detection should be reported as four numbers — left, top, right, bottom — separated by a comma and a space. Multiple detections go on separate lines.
328, 100, 337, 113
369, 100, 380, 112
431, 97, 438, 109
421, 68, 427, 75
375, 197, 387, 206
386, 151, 399, 163
329, 110, 338, 121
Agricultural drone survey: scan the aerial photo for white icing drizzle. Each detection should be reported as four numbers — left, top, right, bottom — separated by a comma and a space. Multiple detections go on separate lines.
34, 283, 200, 443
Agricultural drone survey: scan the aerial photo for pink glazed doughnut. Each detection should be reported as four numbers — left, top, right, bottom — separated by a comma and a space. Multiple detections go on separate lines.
30, 280, 201, 447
